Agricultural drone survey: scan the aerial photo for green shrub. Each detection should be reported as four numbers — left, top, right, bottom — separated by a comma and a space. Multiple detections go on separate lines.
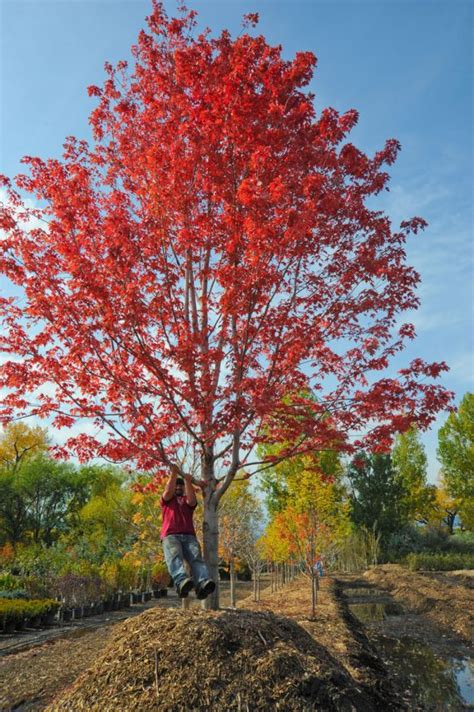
448, 531, 474, 554
117, 559, 139, 591
0, 573, 20, 591
0, 571, 51, 598
405, 551, 474, 571
13, 543, 73, 577
418, 526, 451, 551
99, 558, 137, 592
384, 525, 474, 562
0, 589, 28, 600
385, 525, 453, 561
0, 598, 60, 626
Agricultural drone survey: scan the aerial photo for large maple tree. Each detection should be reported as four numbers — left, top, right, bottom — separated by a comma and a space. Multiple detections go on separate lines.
0, 2, 451, 605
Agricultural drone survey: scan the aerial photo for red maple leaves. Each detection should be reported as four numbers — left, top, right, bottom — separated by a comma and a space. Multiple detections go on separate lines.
0, 1, 451, 482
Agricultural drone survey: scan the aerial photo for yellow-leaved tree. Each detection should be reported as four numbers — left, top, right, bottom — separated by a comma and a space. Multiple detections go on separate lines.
0, 422, 50, 473
259, 448, 351, 617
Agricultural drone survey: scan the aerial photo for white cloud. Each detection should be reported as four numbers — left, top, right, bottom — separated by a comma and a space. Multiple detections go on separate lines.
383, 180, 451, 227
0, 186, 47, 236
51, 417, 107, 448
448, 353, 474, 386
397, 307, 465, 335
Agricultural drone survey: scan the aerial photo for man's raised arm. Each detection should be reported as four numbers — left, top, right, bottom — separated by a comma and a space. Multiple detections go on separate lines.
162, 468, 178, 502
184, 473, 197, 507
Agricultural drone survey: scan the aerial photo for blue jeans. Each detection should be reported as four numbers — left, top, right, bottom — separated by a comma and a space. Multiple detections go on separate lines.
162, 534, 210, 589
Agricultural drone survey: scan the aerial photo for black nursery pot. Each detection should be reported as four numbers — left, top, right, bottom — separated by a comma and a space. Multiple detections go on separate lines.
42, 610, 57, 626
2, 619, 16, 634
103, 598, 113, 612
29, 615, 42, 628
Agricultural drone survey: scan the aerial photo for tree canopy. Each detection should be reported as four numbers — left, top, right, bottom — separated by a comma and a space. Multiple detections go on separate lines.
392, 426, 434, 523
437, 393, 474, 503
347, 452, 406, 543
0, 2, 452, 606
0, 2, 450, 485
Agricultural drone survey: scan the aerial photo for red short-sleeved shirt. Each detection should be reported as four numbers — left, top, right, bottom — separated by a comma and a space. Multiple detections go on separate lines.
160, 495, 197, 539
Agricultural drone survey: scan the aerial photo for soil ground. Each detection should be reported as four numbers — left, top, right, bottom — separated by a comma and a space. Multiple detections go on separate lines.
362, 565, 473, 642
0, 567, 471, 711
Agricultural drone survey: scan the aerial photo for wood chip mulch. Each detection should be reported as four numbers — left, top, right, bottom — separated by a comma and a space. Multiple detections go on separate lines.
45, 605, 386, 711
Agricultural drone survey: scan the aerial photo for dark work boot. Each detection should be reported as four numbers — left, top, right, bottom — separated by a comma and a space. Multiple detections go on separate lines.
177, 577, 194, 598
196, 579, 216, 600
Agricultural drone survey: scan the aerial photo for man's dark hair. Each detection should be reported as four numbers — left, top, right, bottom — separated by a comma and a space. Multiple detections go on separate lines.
176, 477, 185, 486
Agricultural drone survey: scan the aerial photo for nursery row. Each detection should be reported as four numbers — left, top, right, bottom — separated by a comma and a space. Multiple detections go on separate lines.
0, 587, 170, 635
0, 598, 60, 633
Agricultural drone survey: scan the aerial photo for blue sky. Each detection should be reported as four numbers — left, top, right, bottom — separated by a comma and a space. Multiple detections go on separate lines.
0, 0, 472, 481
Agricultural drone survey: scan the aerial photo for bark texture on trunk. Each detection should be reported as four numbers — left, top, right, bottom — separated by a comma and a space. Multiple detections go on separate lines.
230, 556, 236, 608
201, 454, 220, 609
311, 573, 318, 619
202, 495, 219, 609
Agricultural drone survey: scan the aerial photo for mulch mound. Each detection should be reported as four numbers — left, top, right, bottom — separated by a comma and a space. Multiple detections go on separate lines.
364, 565, 473, 642
47, 608, 378, 711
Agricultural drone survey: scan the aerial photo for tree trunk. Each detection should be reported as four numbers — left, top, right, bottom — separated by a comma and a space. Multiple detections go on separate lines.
311, 573, 317, 619
445, 510, 456, 535
199, 449, 221, 609
202, 493, 219, 610
230, 556, 236, 608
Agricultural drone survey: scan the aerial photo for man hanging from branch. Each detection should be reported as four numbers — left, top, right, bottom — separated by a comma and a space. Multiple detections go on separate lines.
161, 466, 216, 599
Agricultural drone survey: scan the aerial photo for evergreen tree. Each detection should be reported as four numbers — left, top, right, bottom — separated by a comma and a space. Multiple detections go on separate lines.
347, 452, 406, 544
